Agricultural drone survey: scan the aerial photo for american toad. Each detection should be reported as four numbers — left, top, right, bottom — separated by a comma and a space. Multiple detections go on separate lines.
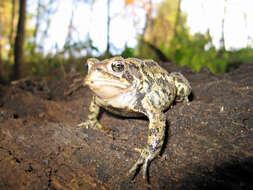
79, 57, 191, 180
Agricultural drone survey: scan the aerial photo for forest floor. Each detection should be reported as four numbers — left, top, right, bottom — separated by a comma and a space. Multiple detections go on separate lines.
0, 62, 253, 190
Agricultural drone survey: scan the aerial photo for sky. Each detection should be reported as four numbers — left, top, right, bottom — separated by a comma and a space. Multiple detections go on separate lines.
29, 0, 253, 54
181, 0, 253, 49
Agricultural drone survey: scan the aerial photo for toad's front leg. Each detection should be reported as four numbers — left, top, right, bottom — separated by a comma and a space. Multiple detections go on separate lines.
78, 96, 103, 130
129, 111, 166, 180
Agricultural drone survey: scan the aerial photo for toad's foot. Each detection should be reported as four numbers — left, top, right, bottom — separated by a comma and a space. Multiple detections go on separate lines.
77, 120, 103, 130
78, 120, 112, 132
128, 148, 154, 181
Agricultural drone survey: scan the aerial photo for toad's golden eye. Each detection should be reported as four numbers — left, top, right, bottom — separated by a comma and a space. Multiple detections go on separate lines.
111, 61, 125, 72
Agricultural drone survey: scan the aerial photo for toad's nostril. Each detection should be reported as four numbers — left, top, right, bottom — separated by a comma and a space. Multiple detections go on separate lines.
97, 67, 103, 71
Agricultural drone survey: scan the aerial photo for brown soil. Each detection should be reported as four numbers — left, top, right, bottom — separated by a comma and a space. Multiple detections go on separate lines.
0, 62, 252, 190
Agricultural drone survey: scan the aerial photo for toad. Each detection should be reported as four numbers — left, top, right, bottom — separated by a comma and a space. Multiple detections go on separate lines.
79, 57, 191, 180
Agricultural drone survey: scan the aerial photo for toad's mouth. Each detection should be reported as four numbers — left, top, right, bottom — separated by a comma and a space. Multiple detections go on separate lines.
85, 79, 132, 99
85, 79, 130, 89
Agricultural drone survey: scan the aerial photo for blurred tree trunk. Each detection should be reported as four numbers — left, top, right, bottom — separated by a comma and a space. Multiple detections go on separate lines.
87, 0, 95, 56
220, 0, 227, 51
66, 10, 74, 43
0, 43, 4, 83
105, 0, 111, 56
65, 7, 75, 57
8, 0, 17, 62
143, 0, 169, 61
170, 0, 181, 60
32, 0, 42, 53
143, 0, 152, 38
39, 0, 56, 53
243, 12, 250, 46
220, 18, 225, 50
173, 0, 181, 40
12, 0, 27, 80
0, 2, 4, 83
140, 39, 169, 62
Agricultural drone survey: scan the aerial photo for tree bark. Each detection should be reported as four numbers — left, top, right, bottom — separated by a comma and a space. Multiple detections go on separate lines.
12, 0, 27, 80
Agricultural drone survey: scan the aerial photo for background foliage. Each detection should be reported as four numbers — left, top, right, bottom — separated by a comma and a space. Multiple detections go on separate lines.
0, 0, 253, 83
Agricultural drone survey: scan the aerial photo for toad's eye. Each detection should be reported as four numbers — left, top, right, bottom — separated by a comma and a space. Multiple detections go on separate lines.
111, 61, 125, 72
85, 63, 90, 72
